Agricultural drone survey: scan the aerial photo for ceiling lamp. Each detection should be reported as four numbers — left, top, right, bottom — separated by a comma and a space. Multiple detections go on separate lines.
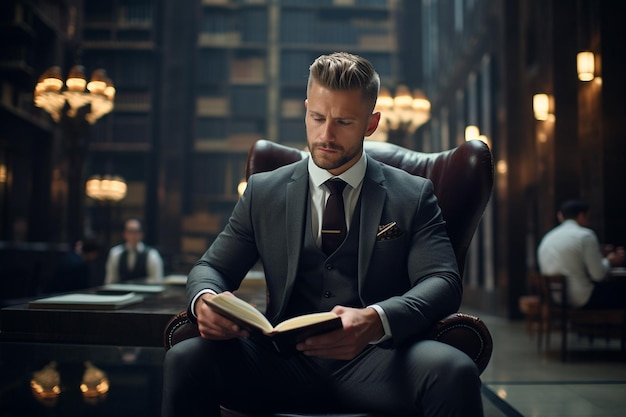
371, 85, 431, 143
86, 175, 127, 202
34, 65, 115, 124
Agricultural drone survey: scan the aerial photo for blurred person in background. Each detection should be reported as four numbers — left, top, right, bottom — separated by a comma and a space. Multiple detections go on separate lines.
537, 198, 626, 309
45, 237, 102, 293
104, 218, 163, 284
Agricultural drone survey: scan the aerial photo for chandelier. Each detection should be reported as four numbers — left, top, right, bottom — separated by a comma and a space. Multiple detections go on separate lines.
370, 85, 431, 143
34, 65, 115, 124
86, 175, 127, 202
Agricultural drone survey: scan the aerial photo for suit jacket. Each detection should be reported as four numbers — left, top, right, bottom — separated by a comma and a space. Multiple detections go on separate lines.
187, 154, 462, 348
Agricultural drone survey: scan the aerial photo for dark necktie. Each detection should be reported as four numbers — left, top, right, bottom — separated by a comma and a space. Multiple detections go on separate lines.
321, 179, 347, 256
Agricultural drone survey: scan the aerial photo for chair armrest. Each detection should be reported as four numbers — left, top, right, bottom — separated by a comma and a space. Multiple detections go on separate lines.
164, 311, 199, 350
164, 311, 492, 374
426, 312, 493, 374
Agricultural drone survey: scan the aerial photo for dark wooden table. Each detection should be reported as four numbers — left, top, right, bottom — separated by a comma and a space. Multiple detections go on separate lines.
0, 277, 267, 348
0, 285, 188, 347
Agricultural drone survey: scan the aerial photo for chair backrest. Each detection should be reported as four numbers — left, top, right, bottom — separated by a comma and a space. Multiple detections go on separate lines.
539, 274, 569, 329
540, 274, 567, 308
245, 139, 494, 276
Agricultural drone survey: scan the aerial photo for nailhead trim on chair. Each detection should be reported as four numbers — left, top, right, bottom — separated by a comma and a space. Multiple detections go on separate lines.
433, 323, 484, 361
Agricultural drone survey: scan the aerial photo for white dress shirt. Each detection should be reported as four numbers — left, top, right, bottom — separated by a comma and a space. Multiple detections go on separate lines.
537, 219, 610, 307
193, 152, 391, 343
104, 241, 164, 285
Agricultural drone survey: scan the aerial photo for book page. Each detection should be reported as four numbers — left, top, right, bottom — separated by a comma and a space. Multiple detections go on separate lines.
207, 294, 273, 333
273, 312, 339, 333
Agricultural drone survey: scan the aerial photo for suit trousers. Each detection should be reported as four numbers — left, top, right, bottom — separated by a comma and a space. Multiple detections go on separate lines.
161, 336, 484, 417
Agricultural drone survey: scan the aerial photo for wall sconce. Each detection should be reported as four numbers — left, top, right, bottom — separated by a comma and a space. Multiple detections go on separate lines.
533, 93, 553, 121
577, 51, 595, 82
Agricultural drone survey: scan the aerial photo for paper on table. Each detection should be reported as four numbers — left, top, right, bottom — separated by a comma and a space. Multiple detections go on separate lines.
28, 292, 144, 310
100, 283, 165, 293
163, 275, 187, 285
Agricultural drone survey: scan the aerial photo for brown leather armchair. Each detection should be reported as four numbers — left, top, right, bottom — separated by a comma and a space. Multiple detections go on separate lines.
164, 139, 494, 394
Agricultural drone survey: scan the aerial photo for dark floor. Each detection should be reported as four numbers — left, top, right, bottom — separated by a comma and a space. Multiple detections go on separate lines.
477, 308, 626, 417
1, 277, 625, 417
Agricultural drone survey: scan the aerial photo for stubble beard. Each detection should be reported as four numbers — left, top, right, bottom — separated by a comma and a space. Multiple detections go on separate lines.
310, 143, 360, 171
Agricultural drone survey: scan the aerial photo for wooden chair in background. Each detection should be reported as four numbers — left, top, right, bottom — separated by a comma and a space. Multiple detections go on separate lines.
518, 269, 544, 347
539, 273, 626, 361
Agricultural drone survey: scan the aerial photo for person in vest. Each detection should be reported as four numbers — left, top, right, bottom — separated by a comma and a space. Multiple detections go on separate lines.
104, 218, 163, 284
162, 52, 483, 417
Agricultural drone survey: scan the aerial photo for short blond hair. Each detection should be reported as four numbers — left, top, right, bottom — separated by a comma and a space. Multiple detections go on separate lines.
307, 52, 380, 112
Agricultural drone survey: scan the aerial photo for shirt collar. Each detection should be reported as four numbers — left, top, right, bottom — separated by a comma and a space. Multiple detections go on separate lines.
307, 151, 367, 189
126, 242, 145, 252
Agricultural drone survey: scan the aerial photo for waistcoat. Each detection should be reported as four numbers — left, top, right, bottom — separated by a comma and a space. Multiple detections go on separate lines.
118, 247, 150, 281
284, 198, 362, 319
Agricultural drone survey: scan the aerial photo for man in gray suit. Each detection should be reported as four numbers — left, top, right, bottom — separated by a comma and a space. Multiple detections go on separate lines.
162, 52, 483, 417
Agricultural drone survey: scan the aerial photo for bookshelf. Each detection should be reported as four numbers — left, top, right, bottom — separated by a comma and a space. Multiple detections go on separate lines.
68, 0, 398, 272
195, 0, 397, 148
185, 0, 398, 267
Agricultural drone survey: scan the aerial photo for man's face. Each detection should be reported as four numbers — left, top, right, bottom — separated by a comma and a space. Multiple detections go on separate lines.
123, 220, 143, 247
305, 81, 380, 175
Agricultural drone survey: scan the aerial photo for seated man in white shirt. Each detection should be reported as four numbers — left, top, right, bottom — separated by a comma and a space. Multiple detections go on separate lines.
105, 218, 164, 284
537, 199, 625, 309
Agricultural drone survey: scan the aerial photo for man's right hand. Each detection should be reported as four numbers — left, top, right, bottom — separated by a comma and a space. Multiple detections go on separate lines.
195, 291, 250, 340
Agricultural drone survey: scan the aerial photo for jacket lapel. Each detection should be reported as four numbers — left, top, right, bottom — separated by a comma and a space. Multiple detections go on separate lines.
276, 159, 309, 318
358, 156, 387, 287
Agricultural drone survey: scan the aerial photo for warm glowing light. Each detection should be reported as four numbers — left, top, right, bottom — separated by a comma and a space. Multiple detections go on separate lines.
86, 175, 127, 201
238, 180, 247, 196
34, 66, 115, 124
465, 125, 480, 141
377, 87, 394, 110
478, 135, 490, 147
30, 362, 62, 405
81, 361, 110, 403
533, 94, 550, 121
372, 85, 431, 142
577, 51, 595, 81
496, 160, 508, 175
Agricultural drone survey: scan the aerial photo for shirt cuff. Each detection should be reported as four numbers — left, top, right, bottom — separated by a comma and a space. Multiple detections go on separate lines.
367, 304, 392, 344
190, 289, 218, 318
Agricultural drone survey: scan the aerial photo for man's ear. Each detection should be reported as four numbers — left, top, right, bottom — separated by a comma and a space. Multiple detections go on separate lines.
365, 112, 381, 137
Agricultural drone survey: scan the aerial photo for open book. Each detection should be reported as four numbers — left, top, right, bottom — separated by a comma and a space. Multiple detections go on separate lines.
203, 294, 342, 355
